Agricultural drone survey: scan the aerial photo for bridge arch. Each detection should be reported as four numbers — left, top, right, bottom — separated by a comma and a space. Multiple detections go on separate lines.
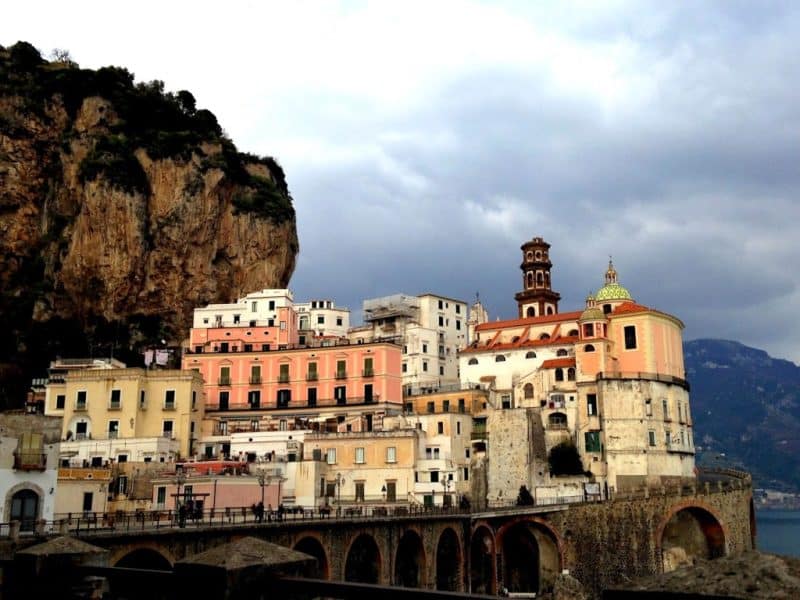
435, 526, 462, 591
657, 501, 728, 572
394, 528, 426, 588
496, 517, 562, 595
470, 524, 496, 594
344, 533, 381, 584
293, 535, 329, 579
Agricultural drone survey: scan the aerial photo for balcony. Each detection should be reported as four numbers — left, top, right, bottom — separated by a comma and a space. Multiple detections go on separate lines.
277, 375, 290, 384
470, 428, 487, 440
218, 377, 231, 386
75, 402, 87, 412
163, 402, 176, 411
13, 451, 47, 471
250, 376, 262, 384
108, 430, 119, 439
306, 373, 318, 381
335, 371, 347, 380
362, 369, 374, 377
108, 402, 121, 411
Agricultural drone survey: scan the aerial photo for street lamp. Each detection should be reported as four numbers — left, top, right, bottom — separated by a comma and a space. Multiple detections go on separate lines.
335, 472, 345, 505
174, 470, 186, 511
441, 478, 452, 508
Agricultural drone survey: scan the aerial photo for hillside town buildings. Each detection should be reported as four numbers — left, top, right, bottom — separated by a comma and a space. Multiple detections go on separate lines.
27, 235, 696, 521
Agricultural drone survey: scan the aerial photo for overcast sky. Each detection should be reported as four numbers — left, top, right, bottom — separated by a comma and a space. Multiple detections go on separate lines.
4, 1, 800, 362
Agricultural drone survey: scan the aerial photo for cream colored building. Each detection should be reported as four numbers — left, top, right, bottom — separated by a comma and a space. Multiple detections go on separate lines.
45, 365, 205, 463
54, 467, 112, 516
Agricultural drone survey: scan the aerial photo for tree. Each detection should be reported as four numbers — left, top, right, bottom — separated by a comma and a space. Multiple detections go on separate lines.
49, 48, 76, 66
176, 90, 196, 115
516, 485, 534, 506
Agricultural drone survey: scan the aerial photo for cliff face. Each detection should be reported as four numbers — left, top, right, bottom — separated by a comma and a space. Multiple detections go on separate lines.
0, 42, 298, 405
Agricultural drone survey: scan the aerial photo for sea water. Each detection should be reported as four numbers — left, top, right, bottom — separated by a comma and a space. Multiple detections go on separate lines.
756, 509, 800, 557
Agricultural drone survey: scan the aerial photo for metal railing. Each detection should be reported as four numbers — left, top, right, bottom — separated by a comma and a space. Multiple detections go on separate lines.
13, 451, 47, 471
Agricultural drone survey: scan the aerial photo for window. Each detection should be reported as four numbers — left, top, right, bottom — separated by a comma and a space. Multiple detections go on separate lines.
156, 486, 166, 507
438, 299, 443, 309
402, 362, 408, 373
336, 317, 343, 326
456, 304, 461, 314
355, 447, 365, 464
587, 393, 597, 416
585, 431, 601, 452
402, 345, 407, 354
439, 366, 444, 376
442, 400, 450, 412
83, 491, 93, 512
438, 422, 444, 434
468, 358, 478, 365
336, 360, 346, 378
567, 367, 576, 381
438, 316, 444, 327
584, 344, 595, 352
501, 395, 511, 409
363, 357, 373, 376
422, 343, 428, 354
269, 300, 275, 310
110, 389, 121, 408
457, 421, 461, 435
56, 394, 65, 409
525, 351, 536, 359
465, 449, 470, 458
317, 315, 325, 324
427, 401, 435, 414
464, 467, 469, 481
233, 314, 240, 324
335, 386, 346, 405
603, 304, 612, 314
495, 355, 506, 362
307, 362, 318, 380
364, 383, 373, 403
355, 481, 365, 502
76, 390, 87, 410
662, 398, 669, 420
458, 398, 465, 412
248, 390, 261, 408
555, 368, 564, 382
648, 430, 656, 447
624, 325, 637, 349
117, 475, 128, 495
108, 420, 119, 439
326, 448, 336, 464
307, 388, 317, 407
524, 383, 534, 399
645, 398, 652, 417
279, 363, 290, 383
456, 320, 461, 330
277, 389, 291, 408
665, 430, 672, 448
164, 390, 175, 410
191, 390, 197, 409
386, 446, 397, 463
219, 391, 229, 410
250, 364, 261, 384
556, 349, 568, 357
430, 471, 440, 483
163, 420, 174, 438
422, 361, 428, 372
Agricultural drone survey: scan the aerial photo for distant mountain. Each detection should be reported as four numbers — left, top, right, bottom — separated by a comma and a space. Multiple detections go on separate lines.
685, 339, 800, 491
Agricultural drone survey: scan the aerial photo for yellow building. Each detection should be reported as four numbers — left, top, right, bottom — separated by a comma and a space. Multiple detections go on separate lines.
54, 467, 112, 516
45, 366, 205, 463
303, 429, 419, 506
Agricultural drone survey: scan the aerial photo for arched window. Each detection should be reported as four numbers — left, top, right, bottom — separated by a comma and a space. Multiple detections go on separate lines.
495, 355, 506, 362
526, 307, 535, 317
539, 333, 550, 340
556, 349, 568, 357
535, 251, 542, 260
526, 251, 533, 261
536, 272, 544, 286
10, 489, 39, 532
468, 358, 478, 365
555, 368, 564, 382
525, 351, 536, 359
603, 304, 612, 314
511, 336, 520, 343
548, 412, 567, 427
546, 307, 554, 315
523, 383, 534, 399
584, 323, 595, 337
567, 367, 576, 381
526, 272, 533, 288
584, 344, 595, 352
568, 329, 579, 337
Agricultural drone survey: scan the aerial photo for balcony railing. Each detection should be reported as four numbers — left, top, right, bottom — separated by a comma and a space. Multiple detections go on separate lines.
163, 402, 176, 411
204, 395, 385, 412
362, 369, 374, 377
547, 422, 569, 431
185, 336, 402, 355
108, 402, 121, 410
335, 371, 347, 380
250, 376, 262, 384
277, 375, 290, 384
13, 451, 47, 471
218, 377, 231, 386
108, 430, 119, 439
75, 402, 87, 412
470, 428, 487, 440
306, 373, 318, 381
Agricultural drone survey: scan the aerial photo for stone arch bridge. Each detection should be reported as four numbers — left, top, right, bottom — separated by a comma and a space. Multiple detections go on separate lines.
31, 472, 756, 597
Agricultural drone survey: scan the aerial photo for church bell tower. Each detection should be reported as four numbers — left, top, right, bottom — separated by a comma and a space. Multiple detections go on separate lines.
514, 237, 561, 318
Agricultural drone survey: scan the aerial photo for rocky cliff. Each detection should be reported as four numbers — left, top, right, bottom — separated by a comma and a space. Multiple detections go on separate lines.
0, 42, 298, 406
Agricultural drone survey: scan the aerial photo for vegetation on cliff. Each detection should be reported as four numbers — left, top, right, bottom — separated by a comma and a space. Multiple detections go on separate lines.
0, 42, 298, 408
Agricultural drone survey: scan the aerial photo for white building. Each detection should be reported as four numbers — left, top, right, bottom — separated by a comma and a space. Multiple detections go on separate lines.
0, 413, 62, 531
191, 289, 295, 329
350, 293, 468, 394
295, 299, 351, 341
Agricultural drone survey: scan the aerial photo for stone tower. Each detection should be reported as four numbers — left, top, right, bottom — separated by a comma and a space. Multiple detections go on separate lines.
514, 237, 561, 318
